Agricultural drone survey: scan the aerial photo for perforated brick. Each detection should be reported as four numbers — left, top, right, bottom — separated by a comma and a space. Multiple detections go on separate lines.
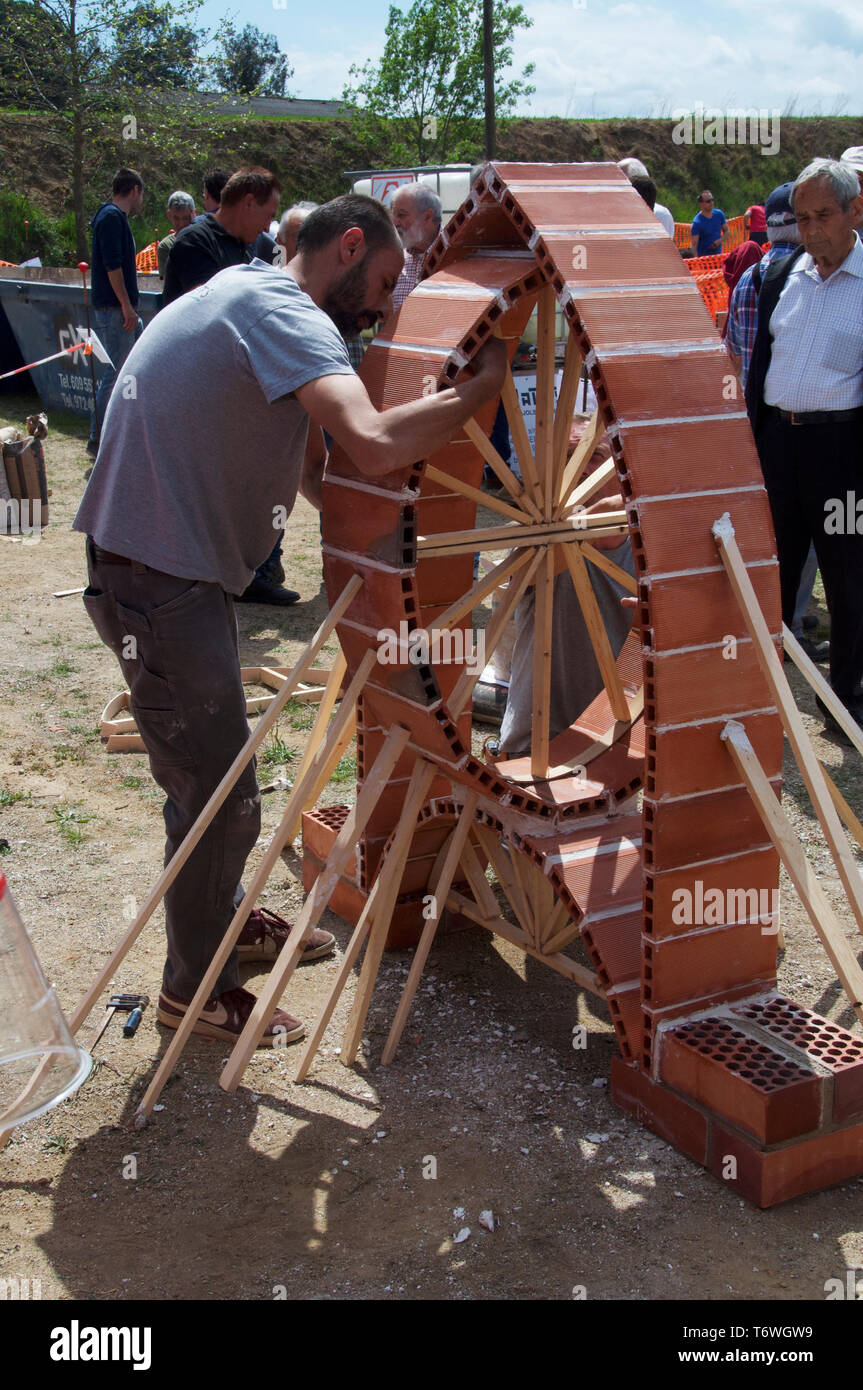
731, 995, 863, 1124
659, 1016, 822, 1143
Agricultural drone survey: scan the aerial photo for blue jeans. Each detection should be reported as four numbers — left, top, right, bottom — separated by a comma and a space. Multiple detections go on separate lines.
88, 306, 143, 446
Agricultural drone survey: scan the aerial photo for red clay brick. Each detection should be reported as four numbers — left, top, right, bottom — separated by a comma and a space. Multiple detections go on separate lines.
708, 1117, 863, 1208
645, 846, 780, 939
659, 1017, 822, 1143
731, 995, 863, 1126
610, 1056, 710, 1165
643, 921, 778, 1010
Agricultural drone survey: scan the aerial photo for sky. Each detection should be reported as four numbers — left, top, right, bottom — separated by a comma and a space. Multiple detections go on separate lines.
195, 0, 863, 117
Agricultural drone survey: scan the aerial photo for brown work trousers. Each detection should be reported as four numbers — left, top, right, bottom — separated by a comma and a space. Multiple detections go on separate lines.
82, 538, 260, 1000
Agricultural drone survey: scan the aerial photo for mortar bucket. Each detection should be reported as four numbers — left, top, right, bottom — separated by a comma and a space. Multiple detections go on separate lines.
0, 872, 91, 1129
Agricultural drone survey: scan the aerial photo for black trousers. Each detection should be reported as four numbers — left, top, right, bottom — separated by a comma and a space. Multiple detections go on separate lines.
756, 410, 863, 701
82, 538, 260, 999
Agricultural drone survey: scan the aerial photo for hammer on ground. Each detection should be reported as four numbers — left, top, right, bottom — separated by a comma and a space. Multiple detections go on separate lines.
90, 993, 149, 1050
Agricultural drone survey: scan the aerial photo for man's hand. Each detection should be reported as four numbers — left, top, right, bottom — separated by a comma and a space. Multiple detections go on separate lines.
120, 303, 138, 332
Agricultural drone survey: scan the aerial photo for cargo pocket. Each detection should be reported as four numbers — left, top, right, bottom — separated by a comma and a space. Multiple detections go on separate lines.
82, 585, 125, 655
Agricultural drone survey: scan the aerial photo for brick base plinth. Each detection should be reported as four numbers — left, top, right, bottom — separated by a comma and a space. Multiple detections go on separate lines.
611, 994, 863, 1206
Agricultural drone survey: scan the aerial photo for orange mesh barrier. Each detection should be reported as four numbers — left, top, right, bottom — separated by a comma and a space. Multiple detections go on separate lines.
136, 241, 159, 273
0, 258, 17, 267
686, 255, 729, 316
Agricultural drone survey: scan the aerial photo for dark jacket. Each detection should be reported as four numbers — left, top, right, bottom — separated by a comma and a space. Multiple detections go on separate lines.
161, 213, 251, 307
744, 244, 806, 437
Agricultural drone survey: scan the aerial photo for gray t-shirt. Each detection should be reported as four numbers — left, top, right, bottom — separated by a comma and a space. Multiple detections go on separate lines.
74, 262, 353, 594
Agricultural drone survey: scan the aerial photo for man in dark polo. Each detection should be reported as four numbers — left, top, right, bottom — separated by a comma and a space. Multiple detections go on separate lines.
73, 195, 507, 1048
162, 165, 280, 306
746, 158, 863, 733
87, 168, 145, 457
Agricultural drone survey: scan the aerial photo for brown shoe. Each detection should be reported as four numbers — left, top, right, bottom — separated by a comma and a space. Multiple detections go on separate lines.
237, 907, 335, 964
156, 985, 304, 1046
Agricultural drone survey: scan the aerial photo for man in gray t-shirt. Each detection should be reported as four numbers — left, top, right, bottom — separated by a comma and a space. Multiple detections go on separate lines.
73, 193, 506, 1050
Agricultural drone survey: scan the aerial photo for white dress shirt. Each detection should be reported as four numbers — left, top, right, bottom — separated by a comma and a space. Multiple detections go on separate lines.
764, 233, 863, 411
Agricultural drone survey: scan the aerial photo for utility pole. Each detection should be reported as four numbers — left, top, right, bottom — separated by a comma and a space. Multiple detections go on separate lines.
483, 0, 495, 161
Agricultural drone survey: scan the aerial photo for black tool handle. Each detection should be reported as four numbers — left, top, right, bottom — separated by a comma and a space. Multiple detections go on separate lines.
123, 1007, 143, 1037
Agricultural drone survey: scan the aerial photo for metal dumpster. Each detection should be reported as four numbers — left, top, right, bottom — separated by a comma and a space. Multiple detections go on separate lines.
0, 267, 162, 416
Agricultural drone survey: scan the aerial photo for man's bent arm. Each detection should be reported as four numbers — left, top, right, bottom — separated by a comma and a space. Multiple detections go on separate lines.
299, 424, 327, 511
295, 338, 507, 477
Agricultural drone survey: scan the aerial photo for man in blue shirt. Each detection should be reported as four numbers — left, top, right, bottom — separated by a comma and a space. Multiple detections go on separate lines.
87, 168, 145, 457
690, 190, 729, 257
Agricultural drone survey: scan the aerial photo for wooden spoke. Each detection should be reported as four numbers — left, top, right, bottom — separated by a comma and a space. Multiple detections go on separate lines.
473, 825, 533, 937
459, 833, 503, 922
561, 542, 631, 722
502, 689, 644, 785
555, 409, 604, 517
424, 462, 533, 526
536, 285, 557, 519
531, 544, 555, 779
417, 515, 616, 558
499, 365, 543, 515
450, 546, 544, 717
462, 417, 542, 521
552, 332, 583, 498
543, 914, 584, 957
444, 889, 604, 994
562, 453, 616, 515
581, 540, 638, 595
507, 845, 539, 947
540, 897, 572, 951
434, 549, 531, 633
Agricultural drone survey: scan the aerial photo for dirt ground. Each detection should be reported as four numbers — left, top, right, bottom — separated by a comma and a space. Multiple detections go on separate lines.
1, 390, 862, 1305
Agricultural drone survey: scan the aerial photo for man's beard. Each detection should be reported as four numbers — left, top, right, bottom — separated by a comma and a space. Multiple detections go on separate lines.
322, 260, 377, 335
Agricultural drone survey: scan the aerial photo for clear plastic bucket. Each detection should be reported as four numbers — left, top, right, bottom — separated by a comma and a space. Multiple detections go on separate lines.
0, 872, 91, 1128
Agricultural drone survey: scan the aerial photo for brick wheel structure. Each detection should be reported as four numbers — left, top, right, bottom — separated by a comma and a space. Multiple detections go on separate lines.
303, 163, 863, 1205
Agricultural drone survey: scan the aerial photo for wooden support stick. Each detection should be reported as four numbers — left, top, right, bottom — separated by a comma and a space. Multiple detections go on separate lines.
216, 715, 410, 1095
445, 890, 605, 995
381, 794, 480, 1064
462, 417, 542, 522
555, 409, 604, 517
69, 576, 363, 1041
722, 720, 863, 1024
499, 365, 544, 516
562, 455, 617, 515
133, 649, 376, 1122
581, 540, 638, 595
449, 547, 544, 717
820, 764, 863, 855
340, 760, 438, 1065
562, 542, 631, 722
288, 647, 348, 818
783, 624, 863, 759
551, 333, 583, 501
416, 512, 626, 558
531, 544, 555, 779
433, 550, 530, 633
535, 284, 557, 520
542, 911, 582, 957
473, 825, 533, 937
714, 513, 863, 941
424, 462, 534, 526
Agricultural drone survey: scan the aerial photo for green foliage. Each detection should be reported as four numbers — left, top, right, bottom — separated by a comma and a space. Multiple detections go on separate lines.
213, 22, 293, 97
0, 189, 76, 264
344, 0, 535, 164
259, 728, 295, 770
49, 803, 91, 846
0, 788, 28, 806
103, 2, 206, 89
331, 754, 357, 785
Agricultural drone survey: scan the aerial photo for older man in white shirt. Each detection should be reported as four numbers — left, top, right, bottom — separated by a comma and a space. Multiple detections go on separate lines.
745, 158, 863, 732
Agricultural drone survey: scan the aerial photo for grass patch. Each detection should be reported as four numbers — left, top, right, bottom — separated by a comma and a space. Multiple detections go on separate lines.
120, 774, 145, 790
284, 697, 316, 732
331, 754, 357, 785
49, 803, 91, 847
42, 1134, 69, 1154
259, 728, 295, 770
50, 658, 78, 677
0, 788, 28, 806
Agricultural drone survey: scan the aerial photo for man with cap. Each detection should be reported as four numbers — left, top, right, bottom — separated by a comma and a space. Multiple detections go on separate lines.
745, 158, 863, 734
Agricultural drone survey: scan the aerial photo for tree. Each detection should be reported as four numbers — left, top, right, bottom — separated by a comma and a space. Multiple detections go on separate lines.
105, 3, 205, 89
0, 0, 219, 257
344, 0, 535, 165
213, 23, 293, 98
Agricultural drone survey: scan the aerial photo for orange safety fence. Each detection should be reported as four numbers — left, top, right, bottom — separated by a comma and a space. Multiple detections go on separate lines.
136, 241, 159, 273
0, 259, 17, 267
674, 213, 747, 251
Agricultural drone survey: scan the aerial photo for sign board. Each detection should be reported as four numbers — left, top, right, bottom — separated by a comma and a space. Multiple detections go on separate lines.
513, 368, 597, 452
371, 173, 415, 204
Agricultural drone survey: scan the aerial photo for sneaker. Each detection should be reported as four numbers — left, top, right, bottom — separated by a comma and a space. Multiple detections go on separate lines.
798, 636, 830, 664
237, 906, 335, 964
85, 439, 98, 458
802, 613, 819, 631
257, 557, 286, 586
236, 576, 300, 606
156, 985, 304, 1046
